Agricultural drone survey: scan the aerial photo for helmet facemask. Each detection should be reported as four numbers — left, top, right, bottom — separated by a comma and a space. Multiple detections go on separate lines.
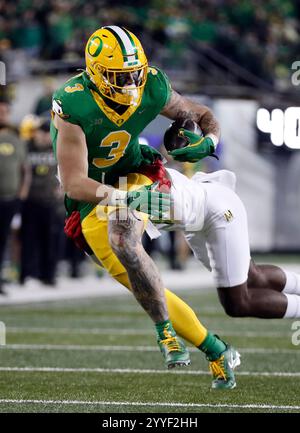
95, 63, 147, 106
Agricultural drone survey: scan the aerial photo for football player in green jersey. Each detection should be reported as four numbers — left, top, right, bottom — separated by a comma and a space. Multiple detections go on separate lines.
51, 26, 238, 388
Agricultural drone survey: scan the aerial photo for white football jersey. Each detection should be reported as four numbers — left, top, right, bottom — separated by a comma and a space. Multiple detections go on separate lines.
158, 168, 206, 232
145, 168, 250, 287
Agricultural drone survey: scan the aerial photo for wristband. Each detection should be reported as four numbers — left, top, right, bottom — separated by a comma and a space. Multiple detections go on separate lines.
206, 133, 219, 149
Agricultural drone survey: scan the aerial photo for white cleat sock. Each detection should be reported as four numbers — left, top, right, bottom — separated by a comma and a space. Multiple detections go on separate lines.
283, 293, 300, 318
282, 271, 300, 295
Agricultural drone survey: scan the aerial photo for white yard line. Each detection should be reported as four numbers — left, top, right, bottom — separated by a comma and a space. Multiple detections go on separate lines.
1, 343, 299, 355
7, 327, 155, 335
0, 366, 299, 377
6, 327, 291, 337
0, 398, 299, 411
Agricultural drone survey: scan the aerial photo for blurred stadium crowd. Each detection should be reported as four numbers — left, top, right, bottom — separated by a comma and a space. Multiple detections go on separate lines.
0, 0, 299, 294
0, 0, 299, 86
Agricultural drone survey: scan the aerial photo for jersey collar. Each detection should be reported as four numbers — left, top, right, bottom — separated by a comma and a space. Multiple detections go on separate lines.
83, 72, 142, 126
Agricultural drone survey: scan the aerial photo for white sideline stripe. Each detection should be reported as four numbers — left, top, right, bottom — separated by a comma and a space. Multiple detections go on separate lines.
0, 398, 299, 411
0, 366, 299, 377
2, 344, 299, 355
6, 327, 290, 337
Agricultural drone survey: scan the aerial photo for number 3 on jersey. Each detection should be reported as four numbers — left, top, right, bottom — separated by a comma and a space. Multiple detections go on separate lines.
92, 130, 131, 168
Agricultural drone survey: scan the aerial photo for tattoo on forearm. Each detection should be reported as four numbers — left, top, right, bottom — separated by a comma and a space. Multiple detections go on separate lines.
198, 110, 220, 137
162, 90, 220, 137
174, 109, 202, 123
167, 108, 220, 137
108, 213, 168, 323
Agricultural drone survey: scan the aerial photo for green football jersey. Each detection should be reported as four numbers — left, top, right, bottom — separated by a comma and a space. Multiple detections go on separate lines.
51, 67, 171, 219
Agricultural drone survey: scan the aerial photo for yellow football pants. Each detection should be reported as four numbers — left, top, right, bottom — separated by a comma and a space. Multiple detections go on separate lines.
81, 173, 207, 347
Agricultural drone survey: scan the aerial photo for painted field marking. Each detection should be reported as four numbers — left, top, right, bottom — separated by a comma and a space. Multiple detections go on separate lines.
1, 343, 299, 355
6, 327, 290, 338
0, 366, 299, 377
0, 398, 299, 411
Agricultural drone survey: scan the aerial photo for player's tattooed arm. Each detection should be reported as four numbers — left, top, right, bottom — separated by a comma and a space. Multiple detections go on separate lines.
161, 89, 220, 139
108, 210, 168, 323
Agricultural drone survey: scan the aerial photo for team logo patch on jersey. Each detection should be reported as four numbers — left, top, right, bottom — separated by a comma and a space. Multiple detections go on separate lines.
91, 118, 103, 126
64, 83, 84, 93
52, 99, 70, 119
224, 209, 234, 222
148, 67, 158, 76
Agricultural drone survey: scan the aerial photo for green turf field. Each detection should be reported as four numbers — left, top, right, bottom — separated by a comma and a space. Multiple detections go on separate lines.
0, 288, 299, 413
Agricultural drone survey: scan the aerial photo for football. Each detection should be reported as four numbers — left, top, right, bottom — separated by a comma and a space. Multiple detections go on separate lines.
163, 119, 203, 152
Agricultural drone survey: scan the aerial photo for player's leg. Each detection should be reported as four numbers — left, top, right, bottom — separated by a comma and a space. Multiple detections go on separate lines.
81, 171, 211, 348
107, 206, 190, 368
261, 264, 300, 318
201, 183, 299, 318
243, 261, 300, 318
82, 203, 237, 386
218, 264, 300, 319
217, 278, 288, 318
210, 232, 289, 318
82, 208, 207, 342
0, 199, 18, 294
108, 207, 168, 323
20, 200, 39, 284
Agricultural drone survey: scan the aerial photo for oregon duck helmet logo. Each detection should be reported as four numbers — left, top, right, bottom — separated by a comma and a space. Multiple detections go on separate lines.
87, 36, 103, 57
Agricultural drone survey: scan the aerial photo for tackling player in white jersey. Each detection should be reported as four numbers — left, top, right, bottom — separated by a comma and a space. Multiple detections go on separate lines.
151, 129, 300, 322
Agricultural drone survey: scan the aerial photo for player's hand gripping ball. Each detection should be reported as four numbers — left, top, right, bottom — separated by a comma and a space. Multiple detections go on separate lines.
164, 119, 217, 162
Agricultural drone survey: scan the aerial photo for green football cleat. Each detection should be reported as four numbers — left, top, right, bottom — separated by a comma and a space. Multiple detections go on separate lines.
158, 336, 191, 369
209, 345, 241, 389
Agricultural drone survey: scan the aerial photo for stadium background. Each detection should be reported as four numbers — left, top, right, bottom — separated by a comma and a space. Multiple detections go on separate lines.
0, 0, 300, 414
